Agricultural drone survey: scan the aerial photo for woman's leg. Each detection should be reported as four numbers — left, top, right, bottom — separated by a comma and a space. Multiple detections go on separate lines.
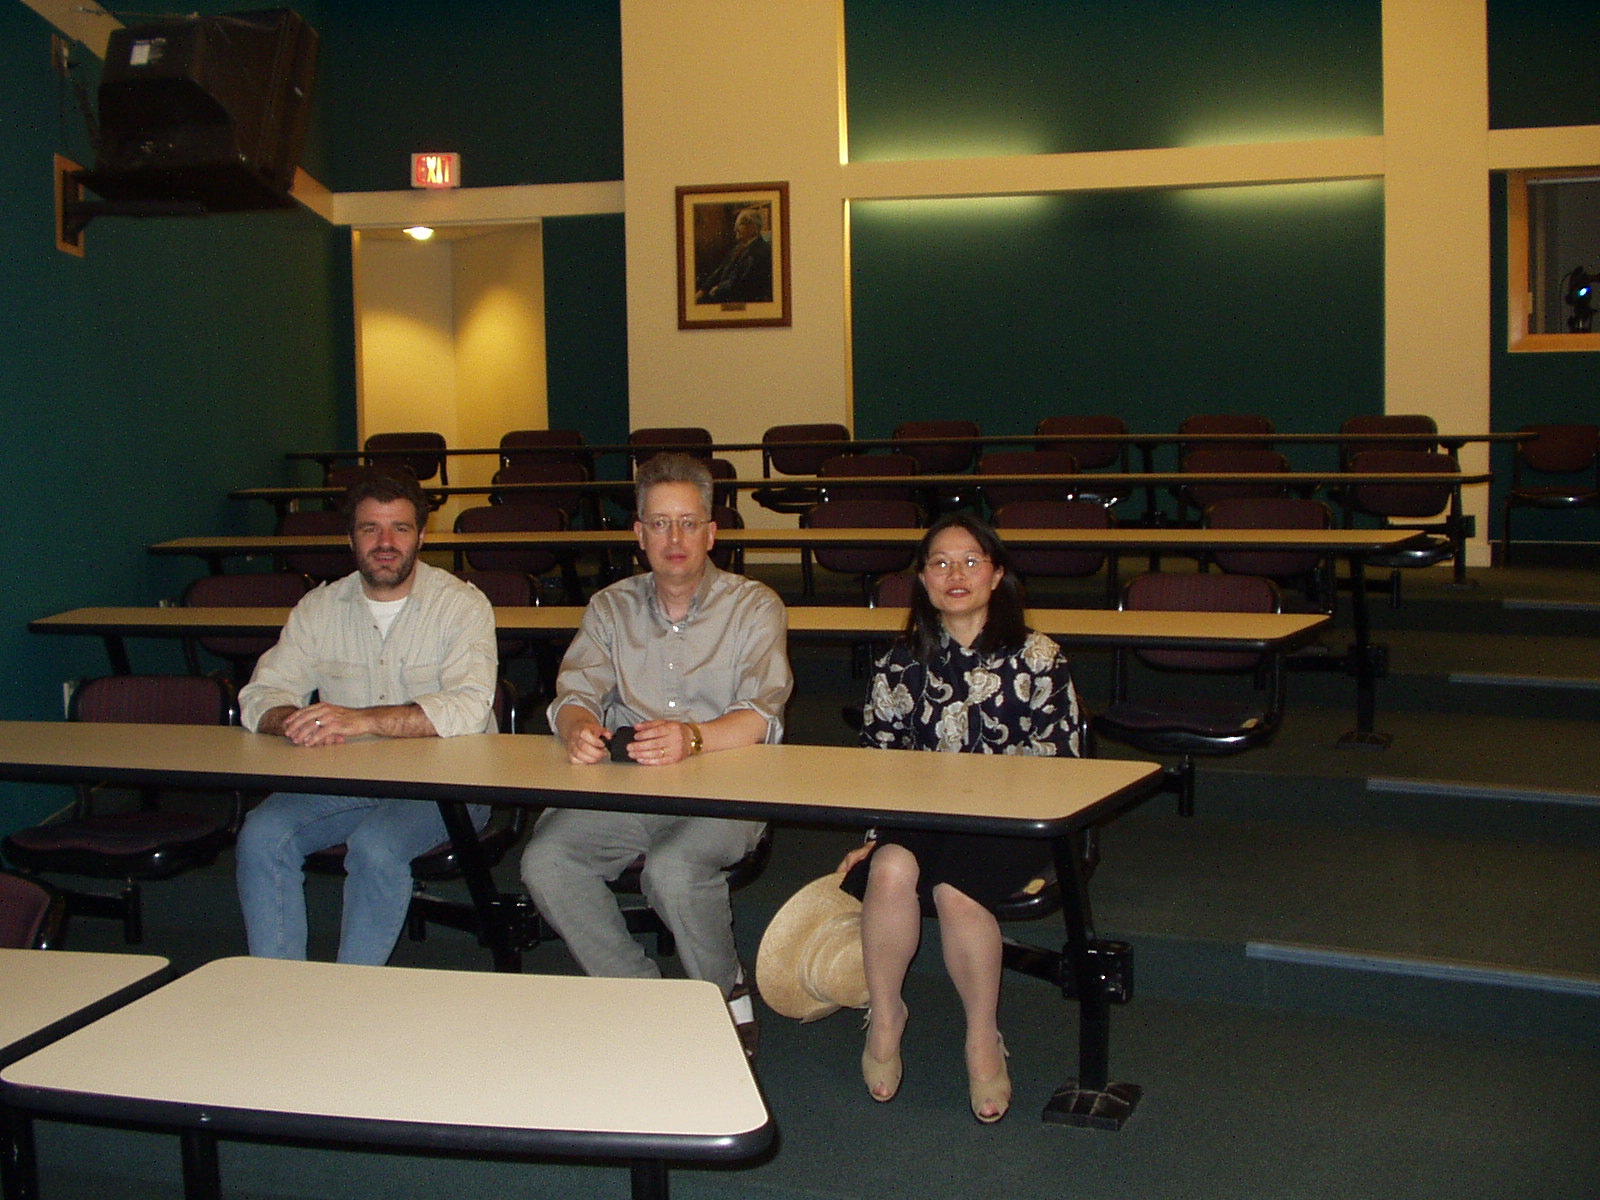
931, 882, 1006, 1082
859, 843, 921, 1063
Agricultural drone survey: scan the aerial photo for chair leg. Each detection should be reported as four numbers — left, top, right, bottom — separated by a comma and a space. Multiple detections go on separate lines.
1172, 758, 1197, 818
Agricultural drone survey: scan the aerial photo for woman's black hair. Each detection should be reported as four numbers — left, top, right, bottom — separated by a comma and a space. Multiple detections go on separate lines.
902, 512, 1030, 662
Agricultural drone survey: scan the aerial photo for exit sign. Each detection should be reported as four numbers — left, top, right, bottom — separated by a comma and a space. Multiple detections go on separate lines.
411, 153, 460, 189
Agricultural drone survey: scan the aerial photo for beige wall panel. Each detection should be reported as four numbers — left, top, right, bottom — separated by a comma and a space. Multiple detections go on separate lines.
620, 0, 850, 497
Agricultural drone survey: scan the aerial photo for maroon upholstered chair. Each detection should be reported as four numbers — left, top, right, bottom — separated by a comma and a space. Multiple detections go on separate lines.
992, 498, 1118, 606
1204, 496, 1337, 614
276, 508, 354, 584
181, 570, 314, 682
752, 422, 852, 515
975, 450, 1079, 514
0, 871, 65, 949
1500, 423, 1600, 563
1093, 573, 1285, 817
364, 431, 447, 484
0, 674, 240, 943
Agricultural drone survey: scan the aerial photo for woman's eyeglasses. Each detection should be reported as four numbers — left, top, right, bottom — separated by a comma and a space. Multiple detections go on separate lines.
924, 554, 990, 574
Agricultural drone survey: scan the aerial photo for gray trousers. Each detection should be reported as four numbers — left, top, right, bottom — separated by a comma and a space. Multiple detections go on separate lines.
519, 807, 763, 996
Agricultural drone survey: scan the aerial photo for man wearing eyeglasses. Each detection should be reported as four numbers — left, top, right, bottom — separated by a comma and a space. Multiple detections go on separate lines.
520, 452, 792, 1057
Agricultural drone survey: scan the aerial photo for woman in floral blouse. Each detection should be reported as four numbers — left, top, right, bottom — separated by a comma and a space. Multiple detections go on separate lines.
838, 513, 1082, 1124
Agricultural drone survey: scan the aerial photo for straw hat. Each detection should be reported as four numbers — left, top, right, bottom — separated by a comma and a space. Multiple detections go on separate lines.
756, 873, 871, 1022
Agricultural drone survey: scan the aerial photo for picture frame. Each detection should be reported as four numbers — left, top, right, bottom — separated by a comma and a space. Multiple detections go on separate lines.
676, 182, 791, 330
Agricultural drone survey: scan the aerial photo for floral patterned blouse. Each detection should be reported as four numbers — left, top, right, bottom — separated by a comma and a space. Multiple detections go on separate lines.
860, 629, 1082, 757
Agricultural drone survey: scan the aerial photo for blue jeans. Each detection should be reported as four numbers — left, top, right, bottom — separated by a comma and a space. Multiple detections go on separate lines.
235, 792, 488, 966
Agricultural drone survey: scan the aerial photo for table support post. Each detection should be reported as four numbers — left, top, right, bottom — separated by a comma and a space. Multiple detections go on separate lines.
1338, 551, 1393, 749
1041, 834, 1142, 1130
434, 800, 524, 973
630, 1157, 669, 1200
2, 1105, 40, 1200
179, 1129, 221, 1200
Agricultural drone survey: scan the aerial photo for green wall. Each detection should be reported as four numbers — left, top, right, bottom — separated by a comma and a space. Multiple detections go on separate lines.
1, 3, 354, 829
846, 0, 1600, 539
315, 0, 623, 193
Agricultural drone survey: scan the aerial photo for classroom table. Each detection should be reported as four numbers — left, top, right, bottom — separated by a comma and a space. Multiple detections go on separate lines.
144, 525, 1414, 745
33, 604, 1343, 734
286, 430, 1521, 474
1, 957, 769, 1200
0, 948, 171, 1200
0, 723, 1162, 1130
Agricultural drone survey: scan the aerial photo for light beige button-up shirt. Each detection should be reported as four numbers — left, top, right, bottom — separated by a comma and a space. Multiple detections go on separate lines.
240, 560, 497, 737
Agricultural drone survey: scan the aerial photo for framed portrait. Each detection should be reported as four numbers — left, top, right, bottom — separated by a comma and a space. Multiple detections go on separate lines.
676, 182, 791, 330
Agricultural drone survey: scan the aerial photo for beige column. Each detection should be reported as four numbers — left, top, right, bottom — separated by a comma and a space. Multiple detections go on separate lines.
1383, 0, 1491, 563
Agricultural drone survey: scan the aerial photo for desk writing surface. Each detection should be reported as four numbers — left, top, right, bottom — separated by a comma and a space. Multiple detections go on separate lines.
0, 723, 1160, 836
150, 526, 1427, 556
0, 949, 170, 1065
33, 605, 1329, 651
2, 957, 768, 1146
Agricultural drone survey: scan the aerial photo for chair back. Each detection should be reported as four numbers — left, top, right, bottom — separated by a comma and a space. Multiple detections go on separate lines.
71, 673, 237, 726
762, 423, 851, 476
871, 571, 918, 608
1517, 423, 1600, 476
1345, 449, 1454, 518
1178, 413, 1274, 453
991, 499, 1112, 584
1034, 415, 1128, 470
629, 426, 714, 471
1339, 414, 1438, 465
891, 420, 982, 475
276, 509, 353, 582
804, 498, 920, 597
1122, 572, 1280, 672
454, 502, 565, 575
1179, 447, 1290, 518
456, 569, 540, 662
0, 871, 65, 949
1205, 496, 1335, 584
818, 453, 918, 502
182, 571, 313, 677
498, 429, 592, 473
491, 462, 590, 519
364, 431, 448, 484
976, 450, 1078, 512
710, 503, 744, 571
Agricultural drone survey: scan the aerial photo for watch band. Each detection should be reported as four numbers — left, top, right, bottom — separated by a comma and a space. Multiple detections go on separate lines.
687, 722, 704, 755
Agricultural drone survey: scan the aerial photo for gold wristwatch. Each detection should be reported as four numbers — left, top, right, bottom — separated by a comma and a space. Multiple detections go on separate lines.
687, 723, 704, 755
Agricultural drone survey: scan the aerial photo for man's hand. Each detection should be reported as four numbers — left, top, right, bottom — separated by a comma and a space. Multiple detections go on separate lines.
558, 710, 611, 765
626, 719, 695, 766
259, 702, 434, 746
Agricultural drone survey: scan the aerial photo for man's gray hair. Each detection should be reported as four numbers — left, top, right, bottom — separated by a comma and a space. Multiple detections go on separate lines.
635, 452, 714, 516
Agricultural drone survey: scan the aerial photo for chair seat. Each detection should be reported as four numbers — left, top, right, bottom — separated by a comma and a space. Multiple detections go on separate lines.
1506, 485, 1600, 507
1096, 699, 1273, 749
4, 812, 231, 877
1363, 534, 1455, 570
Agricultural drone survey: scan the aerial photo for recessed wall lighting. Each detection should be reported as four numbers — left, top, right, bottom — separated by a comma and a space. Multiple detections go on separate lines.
404, 226, 435, 241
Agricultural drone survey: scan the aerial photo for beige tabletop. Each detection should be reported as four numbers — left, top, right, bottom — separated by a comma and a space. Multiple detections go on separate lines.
0, 724, 1160, 836
3, 957, 767, 1143
32, 604, 1329, 651
149, 526, 1429, 557
0, 948, 170, 1064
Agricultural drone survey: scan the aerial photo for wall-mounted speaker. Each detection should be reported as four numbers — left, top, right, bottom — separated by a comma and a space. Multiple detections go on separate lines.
79, 8, 318, 213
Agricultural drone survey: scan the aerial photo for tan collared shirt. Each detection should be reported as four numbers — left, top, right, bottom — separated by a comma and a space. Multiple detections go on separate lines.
547, 563, 792, 739
240, 560, 497, 737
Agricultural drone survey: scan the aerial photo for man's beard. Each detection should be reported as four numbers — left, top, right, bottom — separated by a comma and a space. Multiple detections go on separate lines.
358, 546, 418, 591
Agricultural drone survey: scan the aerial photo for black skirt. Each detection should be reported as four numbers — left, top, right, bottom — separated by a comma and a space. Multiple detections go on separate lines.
839, 828, 1053, 913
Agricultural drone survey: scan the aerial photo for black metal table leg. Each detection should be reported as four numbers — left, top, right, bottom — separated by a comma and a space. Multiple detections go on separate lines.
631, 1157, 669, 1200
1041, 834, 1141, 1129
179, 1129, 221, 1200
1338, 551, 1393, 749
2, 1104, 39, 1200
434, 799, 524, 973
